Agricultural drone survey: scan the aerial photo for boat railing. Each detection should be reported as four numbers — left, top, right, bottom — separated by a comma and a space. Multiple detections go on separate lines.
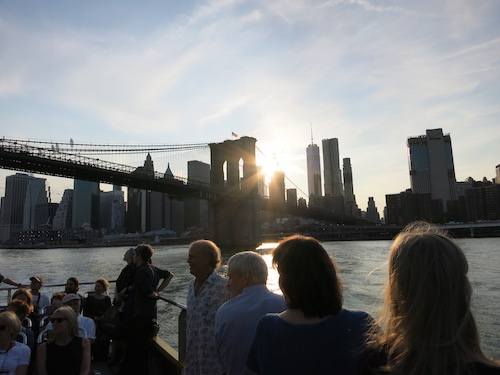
157, 296, 186, 362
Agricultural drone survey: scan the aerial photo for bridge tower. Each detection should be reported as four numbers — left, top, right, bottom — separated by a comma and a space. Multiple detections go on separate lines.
209, 136, 260, 248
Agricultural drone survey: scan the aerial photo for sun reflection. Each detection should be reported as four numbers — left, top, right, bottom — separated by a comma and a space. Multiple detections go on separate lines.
257, 244, 282, 295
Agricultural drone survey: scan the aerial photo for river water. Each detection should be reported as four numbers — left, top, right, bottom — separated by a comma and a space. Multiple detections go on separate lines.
1, 238, 498, 359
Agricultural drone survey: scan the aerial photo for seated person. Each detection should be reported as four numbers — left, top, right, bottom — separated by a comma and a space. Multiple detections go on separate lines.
43, 292, 67, 318
45, 294, 96, 343
11, 288, 39, 337
29, 276, 50, 315
36, 306, 91, 375
84, 278, 112, 360
0, 311, 31, 375
83, 278, 111, 322
6, 299, 35, 351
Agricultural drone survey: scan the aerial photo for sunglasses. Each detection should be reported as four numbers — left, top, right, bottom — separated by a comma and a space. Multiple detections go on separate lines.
0, 324, 6, 331
50, 317, 68, 324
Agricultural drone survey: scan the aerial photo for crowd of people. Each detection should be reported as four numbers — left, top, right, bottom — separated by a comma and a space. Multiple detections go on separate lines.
1, 221, 499, 375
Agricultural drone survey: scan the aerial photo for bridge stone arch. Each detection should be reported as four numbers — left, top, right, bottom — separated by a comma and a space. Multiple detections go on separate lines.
209, 136, 260, 248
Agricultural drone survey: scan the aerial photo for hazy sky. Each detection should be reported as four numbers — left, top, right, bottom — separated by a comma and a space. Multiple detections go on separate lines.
1, 0, 499, 215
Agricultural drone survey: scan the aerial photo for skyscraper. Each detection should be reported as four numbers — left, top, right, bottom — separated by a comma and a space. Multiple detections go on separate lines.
343, 158, 358, 215
306, 142, 322, 199
23, 177, 48, 230
366, 197, 380, 223
0, 173, 45, 243
322, 138, 343, 197
72, 179, 100, 229
407, 128, 457, 211
52, 189, 73, 230
270, 170, 286, 203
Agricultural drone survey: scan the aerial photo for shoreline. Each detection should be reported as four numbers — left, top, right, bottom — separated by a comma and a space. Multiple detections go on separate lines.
2, 231, 499, 250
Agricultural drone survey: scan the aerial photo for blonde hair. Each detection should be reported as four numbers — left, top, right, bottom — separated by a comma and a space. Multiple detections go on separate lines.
0, 311, 22, 339
96, 278, 109, 291
48, 306, 79, 343
370, 222, 497, 374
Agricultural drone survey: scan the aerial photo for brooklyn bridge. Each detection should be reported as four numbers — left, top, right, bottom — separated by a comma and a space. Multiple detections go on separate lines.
0, 136, 368, 247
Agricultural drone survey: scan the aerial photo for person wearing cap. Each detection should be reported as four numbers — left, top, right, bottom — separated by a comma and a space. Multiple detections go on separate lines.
29, 276, 50, 315
45, 294, 96, 342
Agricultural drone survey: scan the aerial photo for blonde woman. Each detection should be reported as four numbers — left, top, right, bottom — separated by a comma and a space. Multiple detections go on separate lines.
0, 311, 30, 375
361, 222, 500, 375
36, 306, 90, 375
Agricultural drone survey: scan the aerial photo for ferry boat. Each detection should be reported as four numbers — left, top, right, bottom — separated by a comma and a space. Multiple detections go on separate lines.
1, 281, 185, 375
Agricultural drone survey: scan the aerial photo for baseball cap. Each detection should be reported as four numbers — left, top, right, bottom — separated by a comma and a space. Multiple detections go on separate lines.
62, 293, 81, 304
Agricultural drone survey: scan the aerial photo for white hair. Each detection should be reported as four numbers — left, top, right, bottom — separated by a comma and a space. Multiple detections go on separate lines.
227, 251, 268, 284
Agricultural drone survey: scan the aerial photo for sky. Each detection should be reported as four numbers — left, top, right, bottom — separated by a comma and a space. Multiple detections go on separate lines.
1, 0, 499, 217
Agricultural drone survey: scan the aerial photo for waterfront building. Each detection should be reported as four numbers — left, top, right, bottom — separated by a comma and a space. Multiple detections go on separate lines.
187, 160, 210, 185
52, 189, 74, 230
185, 161, 210, 229
496, 164, 500, 184
343, 158, 359, 216
22, 176, 48, 230
306, 141, 322, 201
286, 189, 297, 207
462, 179, 500, 222
297, 197, 307, 208
407, 128, 457, 211
72, 179, 100, 229
365, 197, 381, 223
0, 173, 44, 243
386, 190, 442, 225
269, 170, 286, 203
100, 190, 125, 233
322, 138, 344, 198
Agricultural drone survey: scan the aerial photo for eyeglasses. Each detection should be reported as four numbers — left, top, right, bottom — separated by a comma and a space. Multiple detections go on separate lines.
50, 318, 68, 324
0, 324, 6, 331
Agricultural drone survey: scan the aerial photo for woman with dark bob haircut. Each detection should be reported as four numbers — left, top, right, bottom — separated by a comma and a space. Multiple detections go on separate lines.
360, 222, 500, 375
247, 235, 373, 374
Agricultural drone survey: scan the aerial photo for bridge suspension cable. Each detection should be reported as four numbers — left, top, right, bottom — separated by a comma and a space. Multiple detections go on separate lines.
1, 138, 209, 155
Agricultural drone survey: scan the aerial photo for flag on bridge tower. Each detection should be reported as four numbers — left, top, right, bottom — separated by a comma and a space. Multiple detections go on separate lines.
232, 132, 238, 137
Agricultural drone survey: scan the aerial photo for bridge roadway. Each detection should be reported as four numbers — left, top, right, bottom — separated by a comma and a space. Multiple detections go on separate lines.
0, 138, 215, 198
0, 138, 366, 226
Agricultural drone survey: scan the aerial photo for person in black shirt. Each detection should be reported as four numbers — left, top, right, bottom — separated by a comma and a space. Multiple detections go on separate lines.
113, 244, 173, 375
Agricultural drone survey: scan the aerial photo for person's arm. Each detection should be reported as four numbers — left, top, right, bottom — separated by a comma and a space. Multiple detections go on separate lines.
2, 277, 28, 288
79, 338, 91, 375
15, 344, 30, 375
155, 273, 173, 295
36, 343, 48, 375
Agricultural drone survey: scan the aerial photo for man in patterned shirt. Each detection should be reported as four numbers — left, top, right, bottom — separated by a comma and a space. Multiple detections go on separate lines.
184, 240, 230, 375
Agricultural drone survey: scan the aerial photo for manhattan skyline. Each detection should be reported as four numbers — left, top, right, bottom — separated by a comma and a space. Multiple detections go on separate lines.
1, 0, 499, 212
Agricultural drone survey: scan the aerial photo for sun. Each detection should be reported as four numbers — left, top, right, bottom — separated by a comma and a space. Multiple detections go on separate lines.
257, 153, 284, 183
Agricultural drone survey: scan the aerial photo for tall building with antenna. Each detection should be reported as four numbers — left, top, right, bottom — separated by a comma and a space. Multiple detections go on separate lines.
306, 129, 322, 200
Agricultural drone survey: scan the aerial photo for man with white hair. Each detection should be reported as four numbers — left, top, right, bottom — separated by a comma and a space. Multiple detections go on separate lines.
215, 251, 286, 375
